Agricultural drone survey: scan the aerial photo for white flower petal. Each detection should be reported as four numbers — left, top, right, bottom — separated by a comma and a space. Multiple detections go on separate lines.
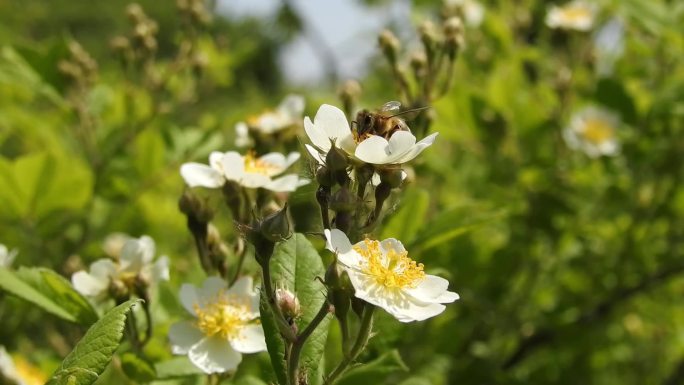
180, 163, 224, 188
152, 255, 170, 282
284, 152, 301, 169
199, 277, 228, 303
388, 131, 417, 157
209, 152, 225, 171
72, 270, 109, 297
396, 132, 438, 163
379, 238, 407, 255
180, 283, 200, 316
405, 275, 460, 304
258, 152, 287, 173
230, 324, 267, 353
169, 321, 204, 355
304, 116, 331, 152
221, 152, 247, 181
355, 135, 391, 164
325, 229, 363, 269
240, 174, 272, 189
188, 337, 242, 374
264, 174, 301, 192
90, 259, 118, 279
278, 94, 305, 118
102, 233, 129, 258
226, 276, 254, 297
305, 144, 325, 165
315, 104, 352, 145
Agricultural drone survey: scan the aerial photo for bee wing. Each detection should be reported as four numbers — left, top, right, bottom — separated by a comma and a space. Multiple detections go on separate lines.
380, 101, 402, 112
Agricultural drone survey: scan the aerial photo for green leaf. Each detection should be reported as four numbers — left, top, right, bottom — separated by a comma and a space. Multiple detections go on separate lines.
259, 234, 331, 385
120, 352, 156, 383
594, 78, 637, 125
381, 187, 430, 244
0, 267, 97, 325
408, 207, 506, 253
154, 357, 203, 379
46, 299, 140, 385
337, 350, 408, 385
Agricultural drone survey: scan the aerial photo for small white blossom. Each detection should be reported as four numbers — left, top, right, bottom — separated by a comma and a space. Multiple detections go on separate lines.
445, 0, 485, 27
235, 94, 305, 147
168, 276, 266, 374
180, 151, 308, 192
71, 235, 169, 299
563, 106, 620, 158
304, 104, 438, 167
325, 229, 458, 322
546, 1, 597, 31
0, 244, 18, 268
0, 346, 45, 385
593, 18, 625, 77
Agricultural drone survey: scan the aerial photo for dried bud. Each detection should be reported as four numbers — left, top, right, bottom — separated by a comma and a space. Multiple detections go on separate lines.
410, 50, 428, 74
338, 79, 362, 101
276, 288, 301, 320
126, 3, 145, 22
419, 20, 439, 47
178, 190, 213, 223
326, 143, 348, 172
378, 29, 401, 63
260, 204, 291, 243
110, 36, 131, 52
443, 16, 465, 58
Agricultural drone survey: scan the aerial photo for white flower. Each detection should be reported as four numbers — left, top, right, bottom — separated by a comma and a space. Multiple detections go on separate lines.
325, 229, 458, 322
545, 1, 597, 31
180, 151, 308, 192
71, 235, 169, 299
445, 0, 485, 27
304, 104, 438, 166
235, 94, 305, 147
168, 276, 266, 374
0, 346, 22, 385
593, 18, 625, 77
0, 244, 18, 268
0, 346, 45, 385
563, 106, 620, 158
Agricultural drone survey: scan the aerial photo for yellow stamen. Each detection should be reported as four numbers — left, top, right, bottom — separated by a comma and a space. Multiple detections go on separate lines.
194, 291, 251, 340
561, 6, 591, 22
352, 130, 372, 144
581, 118, 614, 145
244, 150, 279, 175
354, 239, 425, 289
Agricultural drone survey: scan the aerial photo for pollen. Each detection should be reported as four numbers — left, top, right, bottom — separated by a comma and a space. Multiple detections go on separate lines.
354, 239, 425, 289
194, 291, 251, 340
581, 118, 614, 145
244, 150, 279, 175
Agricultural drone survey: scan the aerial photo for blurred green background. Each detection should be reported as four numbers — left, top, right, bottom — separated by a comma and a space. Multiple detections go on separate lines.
0, 0, 683, 384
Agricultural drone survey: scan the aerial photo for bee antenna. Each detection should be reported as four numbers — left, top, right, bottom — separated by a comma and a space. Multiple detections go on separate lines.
387, 106, 430, 118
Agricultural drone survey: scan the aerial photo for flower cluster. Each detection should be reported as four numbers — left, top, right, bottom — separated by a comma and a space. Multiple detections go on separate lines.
72, 234, 169, 301
546, 1, 597, 31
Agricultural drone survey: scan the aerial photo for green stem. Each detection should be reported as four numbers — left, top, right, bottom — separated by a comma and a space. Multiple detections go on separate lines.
288, 301, 332, 385
324, 305, 376, 385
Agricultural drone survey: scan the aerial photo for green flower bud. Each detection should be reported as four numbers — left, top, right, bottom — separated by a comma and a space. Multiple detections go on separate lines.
260, 204, 291, 243
329, 187, 356, 212
316, 166, 334, 187
379, 168, 404, 188
326, 143, 348, 172
378, 29, 401, 64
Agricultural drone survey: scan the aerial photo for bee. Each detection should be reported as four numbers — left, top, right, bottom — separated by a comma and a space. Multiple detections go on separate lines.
354, 101, 429, 142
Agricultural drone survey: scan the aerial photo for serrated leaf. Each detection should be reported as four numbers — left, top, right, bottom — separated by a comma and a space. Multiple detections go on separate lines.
46, 299, 140, 385
154, 356, 203, 379
259, 234, 331, 385
337, 350, 408, 385
0, 267, 97, 325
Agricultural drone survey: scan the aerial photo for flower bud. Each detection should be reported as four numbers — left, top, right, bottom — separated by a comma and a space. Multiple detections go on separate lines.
109, 279, 130, 303
410, 50, 428, 75
378, 29, 401, 63
126, 3, 145, 23
326, 143, 348, 172
178, 190, 213, 223
316, 166, 334, 187
443, 16, 465, 59
354, 164, 375, 189
419, 20, 439, 47
260, 204, 291, 243
276, 288, 301, 320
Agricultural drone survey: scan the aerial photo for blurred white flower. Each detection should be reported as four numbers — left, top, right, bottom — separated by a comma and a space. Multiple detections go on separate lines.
0, 244, 18, 268
71, 235, 169, 299
168, 276, 266, 374
546, 1, 597, 31
0, 346, 45, 385
445, 0, 485, 27
563, 107, 620, 158
593, 18, 625, 77
235, 94, 305, 147
325, 229, 458, 322
180, 151, 308, 192
304, 104, 438, 166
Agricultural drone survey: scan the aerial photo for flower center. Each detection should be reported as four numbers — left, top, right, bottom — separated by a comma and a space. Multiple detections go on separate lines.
354, 239, 425, 289
244, 151, 279, 175
581, 118, 614, 145
562, 6, 591, 22
194, 291, 250, 340
352, 130, 372, 144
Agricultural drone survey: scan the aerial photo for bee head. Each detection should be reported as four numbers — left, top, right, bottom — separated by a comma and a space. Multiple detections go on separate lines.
355, 110, 374, 134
